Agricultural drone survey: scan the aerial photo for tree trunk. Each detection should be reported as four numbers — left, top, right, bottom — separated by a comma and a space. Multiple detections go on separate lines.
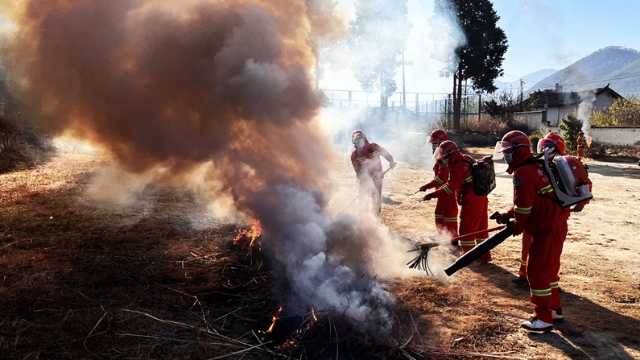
452, 74, 457, 129
454, 67, 463, 131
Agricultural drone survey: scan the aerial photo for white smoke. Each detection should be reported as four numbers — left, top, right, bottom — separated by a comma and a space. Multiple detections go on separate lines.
429, 0, 467, 74
578, 90, 596, 138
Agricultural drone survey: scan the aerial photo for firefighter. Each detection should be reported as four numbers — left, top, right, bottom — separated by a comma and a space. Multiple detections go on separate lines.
418, 130, 459, 239
424, 140, 490, 259
494, 130, 570, 331
577, 131, 585, 160
512, 132, 568, 286
539, 132, 592, 320
350, 130, 396, 218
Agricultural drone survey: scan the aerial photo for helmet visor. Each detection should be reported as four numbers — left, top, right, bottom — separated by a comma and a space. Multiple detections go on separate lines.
492, 141, 513, 160
536, 139, 557, 154
432, 146, 444, 160
428, 136, 440, 144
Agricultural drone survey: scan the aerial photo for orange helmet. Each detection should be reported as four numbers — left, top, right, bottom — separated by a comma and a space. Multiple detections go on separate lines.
494, 130, 530, 154
537, 132, 566, 155
433, 140, 459, 161
428, 129, 448, 144
578, 131, 584, 136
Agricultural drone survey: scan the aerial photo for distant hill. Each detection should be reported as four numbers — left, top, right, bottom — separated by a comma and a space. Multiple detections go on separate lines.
528, 46, 640, 96
495, 68, 557, 92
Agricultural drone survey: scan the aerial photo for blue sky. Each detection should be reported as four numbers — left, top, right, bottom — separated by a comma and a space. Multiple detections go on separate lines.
323, 0, 640, 95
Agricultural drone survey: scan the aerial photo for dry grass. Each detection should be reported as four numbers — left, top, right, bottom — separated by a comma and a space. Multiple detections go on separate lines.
0, 148, 467, 360
460, 115, 510, 134
2, 145, 639, 360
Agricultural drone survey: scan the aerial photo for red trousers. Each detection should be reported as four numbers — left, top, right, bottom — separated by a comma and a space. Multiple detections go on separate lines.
435, 196, 458, 237
577, 145, 584, 159
458, 195, 489, 259
359, 175, 383, 218
527, 222, 567, 324
518, 232, 533, 278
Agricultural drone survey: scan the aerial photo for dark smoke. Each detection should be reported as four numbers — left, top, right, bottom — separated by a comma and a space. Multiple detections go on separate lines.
2, 0, 399, 333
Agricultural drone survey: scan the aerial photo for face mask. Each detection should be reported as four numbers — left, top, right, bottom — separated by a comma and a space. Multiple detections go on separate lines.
431, 143, 438, 153
442, 158, 450, 165
504, 153, 513, 164
355, 139, 365, 148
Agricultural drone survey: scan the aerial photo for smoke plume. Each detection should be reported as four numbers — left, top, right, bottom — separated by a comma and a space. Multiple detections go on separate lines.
1, 0, 405, 333
578, 91, 595, 138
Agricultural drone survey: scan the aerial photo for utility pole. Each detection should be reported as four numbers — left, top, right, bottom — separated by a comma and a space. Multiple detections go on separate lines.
520, 79, 525, 111
402, 51, 406, 109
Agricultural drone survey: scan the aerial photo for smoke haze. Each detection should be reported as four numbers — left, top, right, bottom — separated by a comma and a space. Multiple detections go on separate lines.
0, 0, 427, 333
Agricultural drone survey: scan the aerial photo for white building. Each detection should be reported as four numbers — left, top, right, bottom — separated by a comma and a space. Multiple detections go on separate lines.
524, 84, 622, 126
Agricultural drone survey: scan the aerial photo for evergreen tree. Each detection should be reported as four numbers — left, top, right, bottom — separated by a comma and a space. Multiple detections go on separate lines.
349, 0, 411, 107
559, 113, 582, 151
433, 0, 508, 130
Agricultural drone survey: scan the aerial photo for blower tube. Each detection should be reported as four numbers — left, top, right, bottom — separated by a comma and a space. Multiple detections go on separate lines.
444, 226, 514, 276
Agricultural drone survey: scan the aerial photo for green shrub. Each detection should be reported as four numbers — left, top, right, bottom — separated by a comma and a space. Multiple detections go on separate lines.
528, 130, 545, 154
559, 113, 582, 151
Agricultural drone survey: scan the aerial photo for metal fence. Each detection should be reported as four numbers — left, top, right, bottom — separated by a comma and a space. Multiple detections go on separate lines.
322, 89, 485, 125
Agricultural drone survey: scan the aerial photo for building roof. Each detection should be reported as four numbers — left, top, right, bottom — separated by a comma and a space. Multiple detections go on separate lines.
524, 84, 623, 108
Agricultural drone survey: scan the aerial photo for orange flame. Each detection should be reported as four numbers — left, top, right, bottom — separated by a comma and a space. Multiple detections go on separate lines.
588, 136, 593, 147
263, 306, 283, 334
233, 220, 262, 247
310, 307, 318, 322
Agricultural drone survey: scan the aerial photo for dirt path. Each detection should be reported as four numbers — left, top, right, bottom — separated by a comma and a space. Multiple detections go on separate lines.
370, 147, 640, 359
1, 146, 639, 359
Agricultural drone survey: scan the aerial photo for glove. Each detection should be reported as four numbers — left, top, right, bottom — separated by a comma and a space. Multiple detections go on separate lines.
572, 203, 584, 213
419, 185, 429, 192
497, 212, 512, 224
507, 221, 522, 236
389, 161, 397, 169
422, 193, 434, 201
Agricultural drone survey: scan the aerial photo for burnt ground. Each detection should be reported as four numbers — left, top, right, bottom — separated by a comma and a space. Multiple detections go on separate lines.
1, 145, 639, 359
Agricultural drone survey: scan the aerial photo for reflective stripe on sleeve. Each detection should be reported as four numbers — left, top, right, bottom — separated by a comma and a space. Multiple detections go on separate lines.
435, 176, 444, 185
514, 205, 532, 214
443, 185, 453, 195
443, 217, 457, 223
550, 282, 559, 289
464, 176, 473, 183
520, 259, 527, 266
369, 151, 379, 158
460, 240, 476, 247
538, 184, 553, 194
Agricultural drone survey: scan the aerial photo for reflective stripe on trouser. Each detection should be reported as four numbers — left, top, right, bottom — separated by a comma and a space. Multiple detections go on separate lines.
358, 175, 383, 218
458, 195, 489, 255
436, 195, 459, 237
519, 232, 533, 278
528, 222, 568, 324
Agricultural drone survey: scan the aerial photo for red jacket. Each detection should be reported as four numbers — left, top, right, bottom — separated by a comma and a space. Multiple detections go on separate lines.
425, 162, 449, 189
351, 142, 393, 179
433, 152, 480, 206
509, 159, 571, 236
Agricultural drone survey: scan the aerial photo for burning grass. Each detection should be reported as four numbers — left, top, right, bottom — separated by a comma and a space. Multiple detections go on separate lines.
0, 149, 465, 359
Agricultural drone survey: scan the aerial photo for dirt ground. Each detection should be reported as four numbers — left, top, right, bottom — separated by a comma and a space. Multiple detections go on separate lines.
1, 144, 639, 359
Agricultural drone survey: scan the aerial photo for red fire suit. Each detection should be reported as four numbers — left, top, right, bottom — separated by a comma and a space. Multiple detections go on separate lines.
516, 164, 593, 302
423, 162, 458, 236
432, 152, 489, 257
577, 136, 585, 160
508, 157, 571, 324
351, 141, 394, 218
